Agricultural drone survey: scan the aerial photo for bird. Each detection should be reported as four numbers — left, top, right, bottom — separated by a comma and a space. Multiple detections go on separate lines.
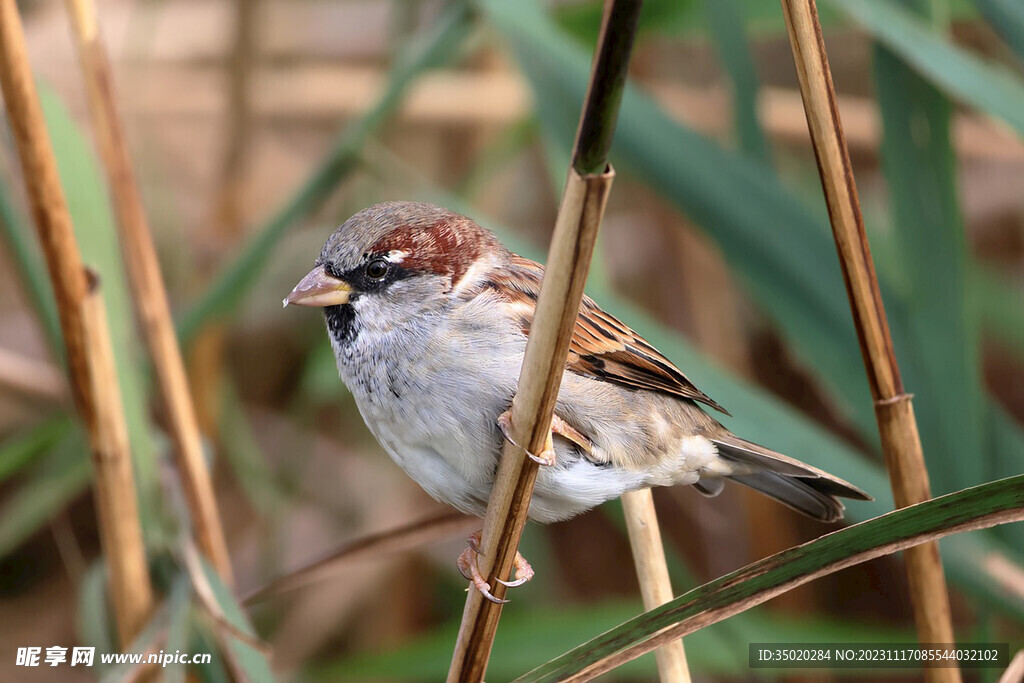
285, 201, 871, 602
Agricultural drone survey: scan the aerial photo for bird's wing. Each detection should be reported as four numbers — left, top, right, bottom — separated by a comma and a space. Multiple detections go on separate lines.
493, 255, 729, 414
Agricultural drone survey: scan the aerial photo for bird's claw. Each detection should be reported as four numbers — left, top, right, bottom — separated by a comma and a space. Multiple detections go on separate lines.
497, 411, 556, 466
495, 552, 534, 587
526, 450, 556, 466
457, 533, 508, 604
466, 530, 483, 555
456, 531, 534, 603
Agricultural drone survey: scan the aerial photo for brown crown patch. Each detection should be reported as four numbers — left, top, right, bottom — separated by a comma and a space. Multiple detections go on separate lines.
368, 218, 494, 289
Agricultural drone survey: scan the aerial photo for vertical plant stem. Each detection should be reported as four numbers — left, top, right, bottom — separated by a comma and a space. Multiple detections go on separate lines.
779, 1, 959, 680
80, 274, 155, 646
448, 169, 613, 683
447, 2, 643, 680
621, 489, 690, 682
63, 0, 234, 584
0, 0, 154, 646
572, 11, 692, 678
571, 1, 642, 175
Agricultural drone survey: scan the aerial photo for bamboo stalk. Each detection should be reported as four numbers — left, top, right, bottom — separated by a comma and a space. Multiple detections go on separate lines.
779, 1, 959, 681
0, 0, 154, 646
447, 2, 643, 680
63, 0, 233, 584
81, 274, 155, 645
447, 161, 614, 683
621, 490, 690, 682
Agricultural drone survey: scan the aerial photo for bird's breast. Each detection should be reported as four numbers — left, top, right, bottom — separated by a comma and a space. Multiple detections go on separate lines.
334, 317, 523, 491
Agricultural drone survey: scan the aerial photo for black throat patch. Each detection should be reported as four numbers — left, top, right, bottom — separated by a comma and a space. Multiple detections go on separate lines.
324, 304, 358, 347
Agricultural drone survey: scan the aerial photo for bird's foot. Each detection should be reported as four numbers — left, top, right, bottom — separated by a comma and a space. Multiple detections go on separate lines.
497, 410, 556, 466
496, 551, 534, 588
456, 530, 535, 603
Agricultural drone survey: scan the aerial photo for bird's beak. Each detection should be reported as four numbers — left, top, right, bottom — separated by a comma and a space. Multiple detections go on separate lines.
283, 265, 353, 307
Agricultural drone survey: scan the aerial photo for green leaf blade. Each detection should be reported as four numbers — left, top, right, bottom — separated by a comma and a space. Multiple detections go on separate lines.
872, 28, 985, 493
973, 0, 1024, 62
703, 0, 772, 163
39, 83, 160, 531
516, 475, 1024, 681
825, 0, 1024, 137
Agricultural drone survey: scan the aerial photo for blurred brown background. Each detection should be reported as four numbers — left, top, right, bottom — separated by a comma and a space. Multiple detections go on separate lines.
1, 0, 1022, 680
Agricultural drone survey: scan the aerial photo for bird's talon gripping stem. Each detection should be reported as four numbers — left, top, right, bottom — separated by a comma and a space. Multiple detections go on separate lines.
526, 449, 556, 466
495, 552, 534, 587
457, 530, 534, 603
457, 538, 508, 604
498, 410, 556, 466
466, 531, 483, 555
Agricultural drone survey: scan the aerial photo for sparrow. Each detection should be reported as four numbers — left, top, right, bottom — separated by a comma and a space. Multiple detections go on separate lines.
285, 201, 870, 601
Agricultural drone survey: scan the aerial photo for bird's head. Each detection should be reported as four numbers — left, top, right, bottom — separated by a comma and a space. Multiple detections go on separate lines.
285, 201, 504, 346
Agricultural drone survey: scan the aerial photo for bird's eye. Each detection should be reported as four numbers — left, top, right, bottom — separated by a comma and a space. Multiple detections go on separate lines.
365, 258, 390, 280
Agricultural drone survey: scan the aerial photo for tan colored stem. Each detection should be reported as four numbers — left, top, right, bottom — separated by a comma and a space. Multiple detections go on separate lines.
63, 0, 233, 584
81, 275, 156, 645
779, 1, 959, 680
0, 0, 153, 645
447, 167, 613, 682
621, 489, 690, 683
449, 4, 641, 677
448, 176, 598, 662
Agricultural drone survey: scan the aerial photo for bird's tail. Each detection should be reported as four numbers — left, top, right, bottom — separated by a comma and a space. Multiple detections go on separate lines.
695, 437, 872, 523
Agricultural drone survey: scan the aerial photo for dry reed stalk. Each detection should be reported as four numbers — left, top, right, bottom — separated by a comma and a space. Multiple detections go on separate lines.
447, 2, 643, 680
244, 511, 476, 604
81, 275, 156, 645
447, 164, 614, 683
0, 0, 154, 645
779, 1, 959, 680
621, 489, 690, 682
63, 0, 233, 584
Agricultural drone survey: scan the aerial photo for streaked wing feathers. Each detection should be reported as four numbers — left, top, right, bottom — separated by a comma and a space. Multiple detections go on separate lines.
492, 255, 728, 414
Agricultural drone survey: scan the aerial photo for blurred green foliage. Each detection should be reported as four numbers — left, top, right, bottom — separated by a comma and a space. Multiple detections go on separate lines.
1, 0, 1022, 679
